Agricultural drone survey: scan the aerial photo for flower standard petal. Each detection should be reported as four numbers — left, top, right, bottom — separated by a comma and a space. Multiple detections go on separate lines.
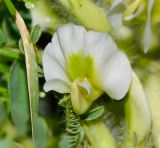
43, 33, 70, 83
100, 51, 132, 100
57, 24, 86, 57
84, 31, 117, 67
84, 31, 132, 100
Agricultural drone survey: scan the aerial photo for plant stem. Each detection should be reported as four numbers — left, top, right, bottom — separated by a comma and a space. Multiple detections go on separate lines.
65, 99, 84, 147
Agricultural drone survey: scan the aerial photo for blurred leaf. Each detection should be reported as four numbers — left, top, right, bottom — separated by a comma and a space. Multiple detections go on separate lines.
0, 86, 8, 97
0, 138, 14, 148
31, 25, 41, 44
21, 0, 38, 9
82, 106, 104, 121
2, 20, 18, 46
0, 63, 9, 73
0, 29, 6, 46
9, 61, 29, 126
59, 135, 70, 148
0, 86, 9, 112
23, 0, 38, 4
0, 48, 22, 61
0, 103, 7, 122
35, 117, 48, 148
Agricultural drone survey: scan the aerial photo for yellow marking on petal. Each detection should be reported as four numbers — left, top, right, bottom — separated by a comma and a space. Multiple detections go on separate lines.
67, 52, 103, 90
67, 52, 94, 81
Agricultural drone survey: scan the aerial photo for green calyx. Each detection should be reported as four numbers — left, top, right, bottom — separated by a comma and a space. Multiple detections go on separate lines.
71, 79, 102, 115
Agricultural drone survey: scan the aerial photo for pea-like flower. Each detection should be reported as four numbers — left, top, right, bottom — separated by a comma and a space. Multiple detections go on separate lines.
43, 24, 132, 115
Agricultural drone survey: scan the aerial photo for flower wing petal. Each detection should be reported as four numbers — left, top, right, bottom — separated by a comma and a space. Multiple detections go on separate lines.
43, 33, 70, 84
57, 24, 86, 57
101, 51, 132, 100
84, 31, 117, 67
44, 79, 71, 93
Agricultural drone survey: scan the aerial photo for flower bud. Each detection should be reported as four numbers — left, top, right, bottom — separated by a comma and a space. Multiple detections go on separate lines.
57, 0, 112, 32
144, 74, 160, 147
31, 0, 67, 32
111, 25, 133, 46
123, 72, 151, 147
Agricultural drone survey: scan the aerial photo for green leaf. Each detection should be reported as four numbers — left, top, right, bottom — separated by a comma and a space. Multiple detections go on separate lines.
37, 66, 44, 77
58, 95, 70, 107
9, 61, 29, 126
82, 106, 105, 121
31, 25, 41, 44
0, 103, 7, 122
34, 117, 48, 148
24, 44, 39, 148
4, 0, 16, 16
18, 38, 24, 54
15, 11, 39, 148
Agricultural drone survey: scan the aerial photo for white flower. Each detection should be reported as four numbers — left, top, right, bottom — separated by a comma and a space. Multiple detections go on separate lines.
43, 24, 132, 114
